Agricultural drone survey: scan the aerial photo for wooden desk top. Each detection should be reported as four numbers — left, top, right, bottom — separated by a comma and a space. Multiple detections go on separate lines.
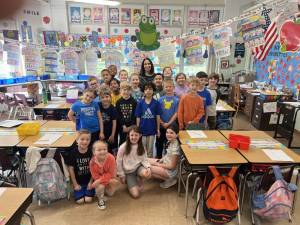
0, 120, 47, 132
0, 135, 25, 147
17, 132, 78, 148
34, 101, 71, 110
179, 130, 227, 144
181, 145, 247, 165
217, 100, 236, 113
219, 130, 300, 164
41, 120, 75, 132
220, 130, 273, 139
0, 188, 33, 225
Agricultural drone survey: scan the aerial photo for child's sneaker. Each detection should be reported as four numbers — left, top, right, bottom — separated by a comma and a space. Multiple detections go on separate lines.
160, 178, 177, 189
98, 199, 106, 210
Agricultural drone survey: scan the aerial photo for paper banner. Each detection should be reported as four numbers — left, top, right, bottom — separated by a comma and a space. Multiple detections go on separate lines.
184, 36, 203, 65
212, 27, 232, 58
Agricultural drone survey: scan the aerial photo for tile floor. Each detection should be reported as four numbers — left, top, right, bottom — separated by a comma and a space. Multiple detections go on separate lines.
21, 113, 300, 225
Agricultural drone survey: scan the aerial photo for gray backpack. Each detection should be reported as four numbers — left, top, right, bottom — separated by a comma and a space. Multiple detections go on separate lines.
32, 149, 67, 204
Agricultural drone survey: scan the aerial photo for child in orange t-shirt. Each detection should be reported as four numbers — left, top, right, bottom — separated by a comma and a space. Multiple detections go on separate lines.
89, 141, 120, 210
178, 76, 205, 130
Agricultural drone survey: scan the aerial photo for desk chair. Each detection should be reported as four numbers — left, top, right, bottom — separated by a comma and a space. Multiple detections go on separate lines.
194, 166, 242, 225
12, 94, 35, 120
233, 84, 244, 117
4, 94, 16, 119
0, 181, 36, 225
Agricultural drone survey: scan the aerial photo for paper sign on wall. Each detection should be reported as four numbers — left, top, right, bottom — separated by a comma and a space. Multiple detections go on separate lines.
263, 102, 277, 113
184, 36, 203, 65
156, 41, 176, 69
212, 27, 232, 58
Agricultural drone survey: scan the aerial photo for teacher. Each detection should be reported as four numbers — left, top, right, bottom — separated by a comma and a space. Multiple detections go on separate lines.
139, 58, 155, 87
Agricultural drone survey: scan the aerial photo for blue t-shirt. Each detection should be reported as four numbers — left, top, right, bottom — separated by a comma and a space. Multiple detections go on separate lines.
99, 104, 117, 138
197, 88, 212, 123
135, 98, 162, 136
71, 100, 100, 133
159, 95, 179, 123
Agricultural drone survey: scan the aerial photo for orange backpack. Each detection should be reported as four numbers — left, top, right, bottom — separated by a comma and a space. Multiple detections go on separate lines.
203, 166, 238, 223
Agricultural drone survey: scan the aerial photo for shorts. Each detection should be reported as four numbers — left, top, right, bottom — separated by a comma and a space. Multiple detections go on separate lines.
74, 185, 95, 201
125, 166, 145, 189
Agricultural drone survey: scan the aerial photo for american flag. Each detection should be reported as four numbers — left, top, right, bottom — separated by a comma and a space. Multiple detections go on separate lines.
252, 7, 279, 61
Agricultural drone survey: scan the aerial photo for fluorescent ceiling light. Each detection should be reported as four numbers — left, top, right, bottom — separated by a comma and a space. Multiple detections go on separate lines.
71, 0, 120, 6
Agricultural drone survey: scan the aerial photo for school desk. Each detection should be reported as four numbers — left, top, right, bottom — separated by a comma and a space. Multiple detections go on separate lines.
0, 135, 25, 147
0, 187, 34, 225
0, 120, 47, 132
41, 120, 76, 132
178, 131, 247, 217
17, 132, 78, 148
217, 100, 236, 113
33, 101, 71, 120
178, 130, 225, 144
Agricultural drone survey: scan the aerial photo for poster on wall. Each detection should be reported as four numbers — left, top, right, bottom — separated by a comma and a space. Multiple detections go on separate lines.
161, 9, 171, 25
132, 9, 142, 24
234, 43, 245, 58
86, 49, 98, 75
3, 30, 19, 41
21, 24, 33, 43
209, 10, 220, 24
172, 9, 182, 26
156, 41, 176, 69
188, 10, 199, 25
93, 7, 104, 24
109, 8, 119, 24
212, 27, 232, 58
4, 43, 20, 66
70, 6, 81, 24
149, 9, 160, 25
43, 31, 59, 46
22, 46, 41, 72
60, 49, 80, 75
199, 10, 209, 26
83, 7, 92, 24
184, 36, 203, 65
43, 50, 58, 73
121, 8, 131, 24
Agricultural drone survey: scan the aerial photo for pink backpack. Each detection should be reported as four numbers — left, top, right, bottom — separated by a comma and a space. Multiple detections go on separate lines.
253, 166, 295, 219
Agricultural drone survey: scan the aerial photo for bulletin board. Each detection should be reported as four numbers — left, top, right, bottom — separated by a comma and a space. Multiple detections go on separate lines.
186, 6, 224, 29
255, 42, 300, 93
67, 2, 107, 34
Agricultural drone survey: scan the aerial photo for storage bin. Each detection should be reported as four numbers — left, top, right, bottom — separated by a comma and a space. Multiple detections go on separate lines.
16, 122, 40, 136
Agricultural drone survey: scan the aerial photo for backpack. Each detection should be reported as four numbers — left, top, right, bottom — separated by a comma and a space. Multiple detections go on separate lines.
252, 166, 297, 219
203, 166, 238, 223
32, 149, 67, 203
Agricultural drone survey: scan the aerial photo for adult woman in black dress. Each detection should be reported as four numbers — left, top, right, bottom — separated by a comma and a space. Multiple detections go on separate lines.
139, 58, 155, 87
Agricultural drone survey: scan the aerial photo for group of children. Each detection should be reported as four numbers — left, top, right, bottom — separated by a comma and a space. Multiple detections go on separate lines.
66, 63, 221, 209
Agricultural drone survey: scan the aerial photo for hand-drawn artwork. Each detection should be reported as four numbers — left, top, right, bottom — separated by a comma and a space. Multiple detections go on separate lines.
70, 6, 81, 24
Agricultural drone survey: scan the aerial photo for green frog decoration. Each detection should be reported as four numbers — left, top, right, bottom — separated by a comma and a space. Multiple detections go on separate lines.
136, 15, 160, 51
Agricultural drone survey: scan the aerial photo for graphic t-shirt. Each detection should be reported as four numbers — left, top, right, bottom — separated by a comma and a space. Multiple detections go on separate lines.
116, 97, 137, 127
158, 95, 179, 123
71, 100, 100, 132
99, 104, 117, 138
66, 148, 93, 186
135, 98, 162, 136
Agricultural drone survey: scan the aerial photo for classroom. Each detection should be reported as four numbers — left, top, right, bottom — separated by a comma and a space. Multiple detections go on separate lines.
1, 0, 300, 224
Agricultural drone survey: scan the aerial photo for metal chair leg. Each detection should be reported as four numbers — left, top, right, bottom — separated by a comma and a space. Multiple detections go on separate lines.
185, 172, 193, 217
192, 176, 200, 198
196, 187, 202, 224
178, 158, 185, 195
241, 172, 251, 215
24, 210, 36, 225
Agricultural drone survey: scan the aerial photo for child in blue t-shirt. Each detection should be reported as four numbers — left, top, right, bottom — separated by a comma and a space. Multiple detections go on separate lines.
135, 82, 162, 158
68, 88, 104, 146
196, 71, 212, 125
156, 79, 179, 159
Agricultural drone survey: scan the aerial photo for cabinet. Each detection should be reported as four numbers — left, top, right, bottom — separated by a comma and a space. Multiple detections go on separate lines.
243, 92, 260, 121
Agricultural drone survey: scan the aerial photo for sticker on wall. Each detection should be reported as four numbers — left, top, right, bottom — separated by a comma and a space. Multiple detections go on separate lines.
136, 16, 160, 51
280, 19, 300, 53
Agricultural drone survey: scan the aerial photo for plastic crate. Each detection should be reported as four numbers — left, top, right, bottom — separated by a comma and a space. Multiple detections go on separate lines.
16, 122, 40, 136
2, 78, 16, 85
40, 74, 50, 80
78, 74, 90, 80
15, 77, 27, 83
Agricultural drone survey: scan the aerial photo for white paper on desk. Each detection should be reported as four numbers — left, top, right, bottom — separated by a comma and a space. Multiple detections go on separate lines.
262, 149, 294, 162
34, 133, 62, 145
0, 188, 6, 197
216, 105, 226, 111
187, 130, 207, 138
45, 104, 61, 109
0, 120, 23, 128
284, 102, 300, 107
263, 102, 277, 113
66, 89, 78, 100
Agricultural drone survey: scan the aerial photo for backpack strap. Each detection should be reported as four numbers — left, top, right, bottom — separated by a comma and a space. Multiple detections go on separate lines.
228, 167, 238, 178
45, 148, 57, 159
209, 166, 220, 177
272, 165, 283, 180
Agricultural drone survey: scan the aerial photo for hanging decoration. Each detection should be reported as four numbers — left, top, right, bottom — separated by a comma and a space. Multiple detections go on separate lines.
156, 40, 176, 69
280, 18, 300, 52
86, 49, 98, 75
184, 36, 203, 65
21, 21, 33, 43
102, 49, 124, 70
212, 27, 232, 58
136, 15, 160, 51
60, 49, 80, 75
234, 43, 245, 58
43, 16, 51, 24
42, 49, 58, 73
